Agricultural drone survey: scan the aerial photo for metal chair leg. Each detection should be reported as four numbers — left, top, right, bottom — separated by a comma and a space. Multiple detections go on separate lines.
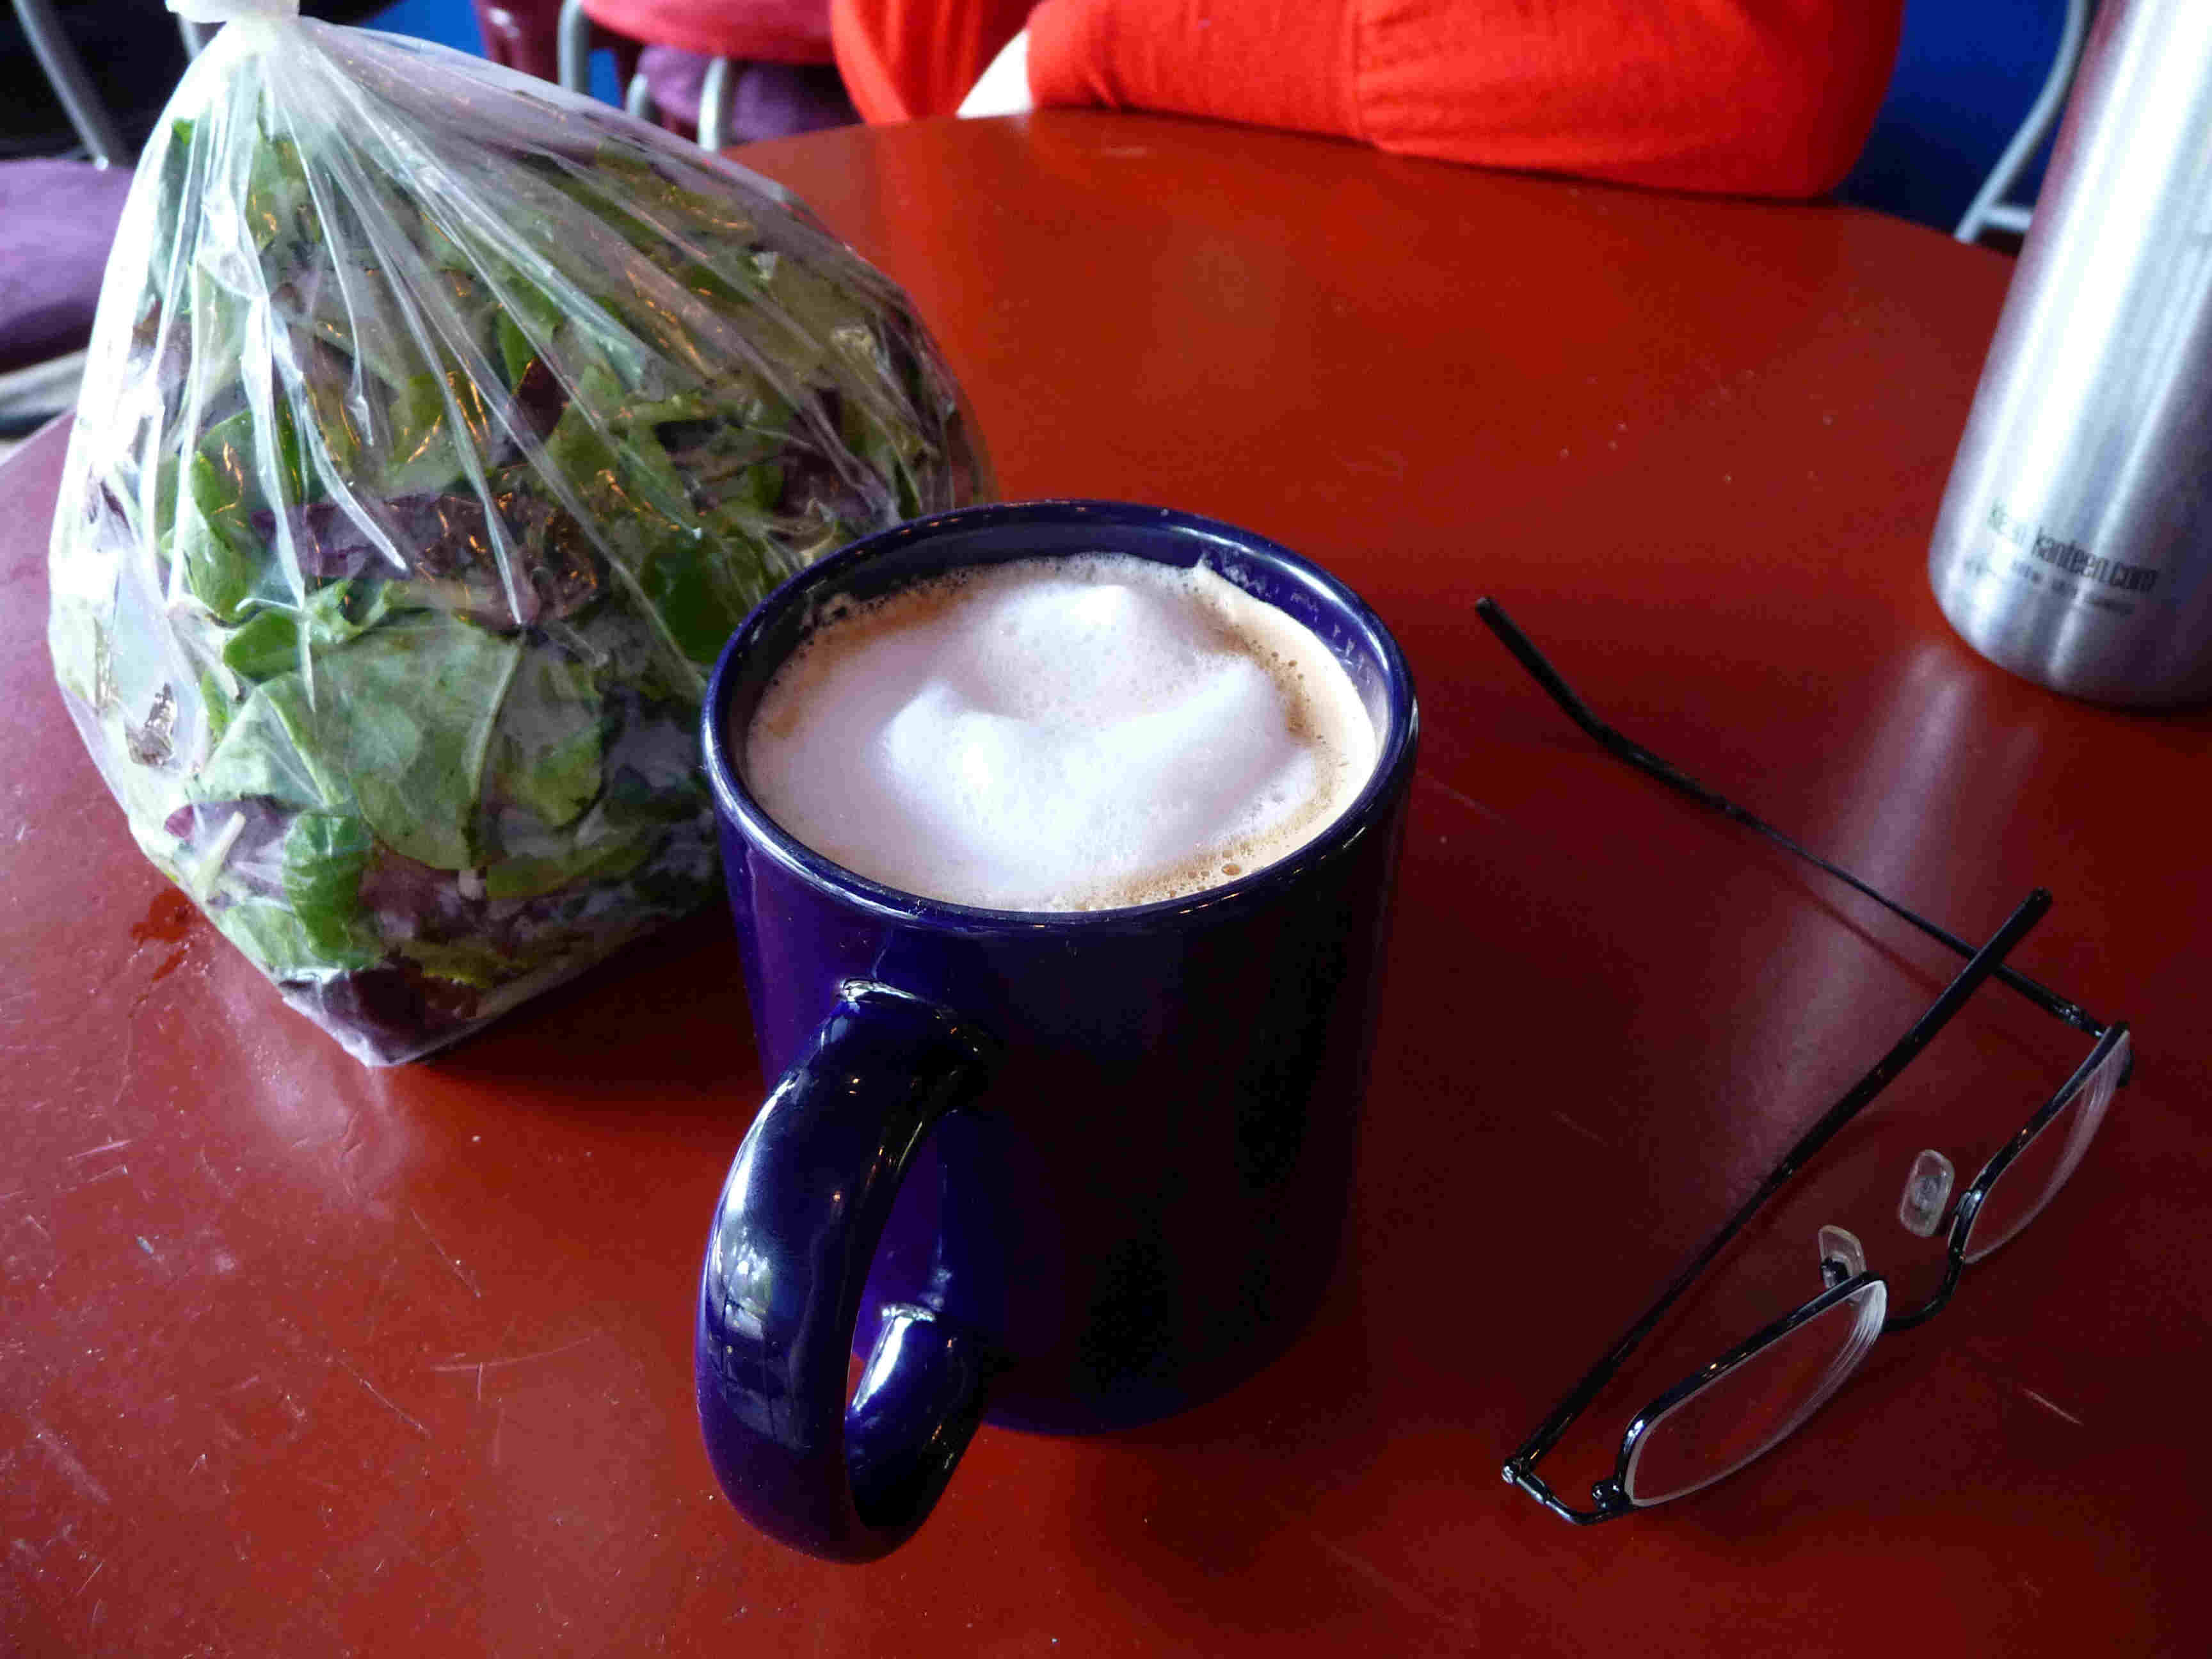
555, 0, 594, 92
1956, 0, 2094, 244
698, 55, 734, 152
12, 0, 130, 167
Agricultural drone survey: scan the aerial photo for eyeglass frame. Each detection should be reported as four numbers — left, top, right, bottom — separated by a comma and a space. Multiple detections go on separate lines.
1474, 597, 2131, 1526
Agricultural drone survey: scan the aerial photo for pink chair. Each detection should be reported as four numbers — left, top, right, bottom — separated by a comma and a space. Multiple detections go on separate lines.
554, 0, 851, 150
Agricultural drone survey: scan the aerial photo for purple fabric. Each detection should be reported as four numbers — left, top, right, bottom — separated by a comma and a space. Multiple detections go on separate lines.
637, 45, 859, 143
0, 159, 135, 374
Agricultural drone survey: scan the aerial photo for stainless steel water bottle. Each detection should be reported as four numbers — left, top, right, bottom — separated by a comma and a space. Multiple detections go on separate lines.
1927, 0, 2212, 707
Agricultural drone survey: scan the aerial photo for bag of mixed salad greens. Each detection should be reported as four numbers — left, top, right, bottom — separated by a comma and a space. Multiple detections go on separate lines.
48, 0, 989, 1063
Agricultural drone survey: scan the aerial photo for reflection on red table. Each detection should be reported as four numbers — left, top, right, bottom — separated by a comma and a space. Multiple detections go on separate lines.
4, 112, 2209, 1657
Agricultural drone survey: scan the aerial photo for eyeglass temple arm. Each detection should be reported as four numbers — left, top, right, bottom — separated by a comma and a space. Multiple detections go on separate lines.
1471, 598, 2106, 1039
1503, 888, 2053, 1486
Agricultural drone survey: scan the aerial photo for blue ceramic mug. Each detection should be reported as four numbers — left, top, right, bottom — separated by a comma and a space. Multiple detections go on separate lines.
695, 501, 1418, 1561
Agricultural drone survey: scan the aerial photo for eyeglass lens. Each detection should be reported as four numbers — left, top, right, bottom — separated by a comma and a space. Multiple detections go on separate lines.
1621, 1280, 1888, 1507
1619, 1029, 2129, 1511
1962, 1030, 2131, 1265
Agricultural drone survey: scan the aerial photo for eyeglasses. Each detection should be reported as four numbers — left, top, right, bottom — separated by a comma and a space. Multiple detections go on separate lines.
1476, 598, 2132, 1525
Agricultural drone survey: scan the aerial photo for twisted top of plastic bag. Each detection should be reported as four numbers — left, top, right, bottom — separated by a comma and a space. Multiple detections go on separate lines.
169, 0, 301, 24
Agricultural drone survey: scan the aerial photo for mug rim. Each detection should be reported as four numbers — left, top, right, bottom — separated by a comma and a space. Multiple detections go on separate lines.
700, 498, 1420, 933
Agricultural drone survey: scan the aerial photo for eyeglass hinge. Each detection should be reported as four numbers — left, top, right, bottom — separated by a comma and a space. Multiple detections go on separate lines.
1591, 1477, 1631, 1515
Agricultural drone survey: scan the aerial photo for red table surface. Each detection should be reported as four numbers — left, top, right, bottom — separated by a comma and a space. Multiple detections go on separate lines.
6, 112, 2209, 1656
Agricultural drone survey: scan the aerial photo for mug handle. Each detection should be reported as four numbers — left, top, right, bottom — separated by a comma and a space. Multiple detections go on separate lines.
694, 981, 1002, 1562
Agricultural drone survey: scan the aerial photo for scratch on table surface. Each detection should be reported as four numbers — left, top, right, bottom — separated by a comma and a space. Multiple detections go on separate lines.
76, 1558, 104, 1597
1551, 1111, 1613, 1149
1415, 772, 1505, 826
1341, 447, 1409, 483
337, 1109, 374, 1196
428, 1332, 602, 1377
337, 1356, 431, 1438
104, 1019, 140, 1117
30, 1422, 109, 1506
64, 1139, 132, 1162
411, 1206, 483, 1299
195, 1148, 236, 1200
2021, 1386, 2086, 1427
360, 1249, 404, 1342
1315, 1534, 1463, 1631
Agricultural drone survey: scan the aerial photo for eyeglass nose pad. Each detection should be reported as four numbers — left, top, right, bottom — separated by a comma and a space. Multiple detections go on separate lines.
1817, 1224, 1868, 1288
1896, 1148, 1957, 1238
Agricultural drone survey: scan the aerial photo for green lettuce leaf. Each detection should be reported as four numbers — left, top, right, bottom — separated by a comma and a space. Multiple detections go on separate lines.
315, 616, 522, 870
282, 812, 378, 959
492, 649, 604, 829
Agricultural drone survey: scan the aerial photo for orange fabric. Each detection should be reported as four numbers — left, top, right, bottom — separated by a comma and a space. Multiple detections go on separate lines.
831, 0, 1037, 121
1025, 0, 1905, 198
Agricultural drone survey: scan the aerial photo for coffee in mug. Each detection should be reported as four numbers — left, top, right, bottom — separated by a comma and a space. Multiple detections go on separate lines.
696, 502, 1418, 1563
740, 553, 1379, 911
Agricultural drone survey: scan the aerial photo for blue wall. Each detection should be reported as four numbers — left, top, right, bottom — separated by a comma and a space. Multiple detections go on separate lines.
361, 0, 623, 105
358, 0, 481, 54
1837, 0, 2071, 232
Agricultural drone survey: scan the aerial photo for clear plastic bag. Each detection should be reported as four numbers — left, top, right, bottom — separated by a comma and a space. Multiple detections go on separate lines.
47, 3, 989, 1063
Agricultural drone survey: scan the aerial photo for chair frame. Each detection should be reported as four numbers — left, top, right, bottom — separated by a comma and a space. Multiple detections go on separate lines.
556, 0, 742, 152
11, 0, 130, 166
1955, 0, 2094, 244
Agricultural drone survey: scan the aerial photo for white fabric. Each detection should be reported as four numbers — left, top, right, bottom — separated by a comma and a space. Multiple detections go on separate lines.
958, 29, 1034, 118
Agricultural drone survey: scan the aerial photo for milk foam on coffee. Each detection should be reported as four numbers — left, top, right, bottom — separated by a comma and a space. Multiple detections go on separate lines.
742, 554, 1378, 910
